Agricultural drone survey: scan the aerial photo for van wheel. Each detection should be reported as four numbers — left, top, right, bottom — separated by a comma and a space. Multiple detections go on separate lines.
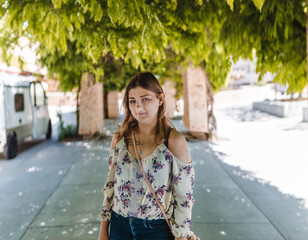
4, 133, 18, 159
46, 120, 52, 139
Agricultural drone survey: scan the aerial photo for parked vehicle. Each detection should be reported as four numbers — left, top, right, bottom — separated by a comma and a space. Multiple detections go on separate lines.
0, 71, 52, 159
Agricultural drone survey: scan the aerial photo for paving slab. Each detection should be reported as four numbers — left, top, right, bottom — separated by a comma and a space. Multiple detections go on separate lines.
213, 160, 308, 240
218, 161, 308, 239
192, 222, 284, 240
0, 138, 83, 240
0, 141, 81, 194
21, 223, 100, 240
60, 158, 107, 186
249, 193, 308, 240
189, 142, 239, 188
60, 140, 111, 186
0, 190, 51, 240
29, 183, 103, 227
192, 184, 268, 223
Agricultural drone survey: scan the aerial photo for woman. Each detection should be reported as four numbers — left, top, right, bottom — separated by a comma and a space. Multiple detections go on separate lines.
98, 72, 197, 240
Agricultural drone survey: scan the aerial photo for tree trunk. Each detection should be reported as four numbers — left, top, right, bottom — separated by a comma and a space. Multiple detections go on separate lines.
78, 73, 104, 136
182, 65, 210, 140
104, 88, 108, 119
205, 73, 217, 140
75, 76, 81, 138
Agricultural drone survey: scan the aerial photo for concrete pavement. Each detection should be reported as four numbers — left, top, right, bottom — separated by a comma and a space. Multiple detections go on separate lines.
0, 103, 307, 239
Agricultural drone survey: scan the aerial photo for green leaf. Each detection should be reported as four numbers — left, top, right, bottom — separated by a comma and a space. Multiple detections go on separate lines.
195, 0, 203, 5
226, 0, 234, 11
252, 0, 265, 11
51, 0, 62, 9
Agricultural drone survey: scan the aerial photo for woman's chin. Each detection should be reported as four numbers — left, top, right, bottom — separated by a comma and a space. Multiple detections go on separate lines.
136, 117, 154, 124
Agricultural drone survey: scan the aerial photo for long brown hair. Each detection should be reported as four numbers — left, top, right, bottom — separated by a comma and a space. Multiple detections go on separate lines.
115, 72, 175, 145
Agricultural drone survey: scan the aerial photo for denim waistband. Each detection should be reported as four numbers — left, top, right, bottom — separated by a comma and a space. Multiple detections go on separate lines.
112, 210, 166, 224
110, 210, 174, 239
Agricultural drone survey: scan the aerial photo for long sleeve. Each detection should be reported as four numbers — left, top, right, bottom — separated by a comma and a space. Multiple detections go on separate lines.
170, 157, 196, 238
98, 145, 118, 222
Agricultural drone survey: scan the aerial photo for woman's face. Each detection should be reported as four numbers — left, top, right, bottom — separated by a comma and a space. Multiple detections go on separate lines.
128, 86, 163, 125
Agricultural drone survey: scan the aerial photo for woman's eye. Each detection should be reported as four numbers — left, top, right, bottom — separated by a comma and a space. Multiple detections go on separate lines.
129, 100, 136, 104
143, 98, 150, 101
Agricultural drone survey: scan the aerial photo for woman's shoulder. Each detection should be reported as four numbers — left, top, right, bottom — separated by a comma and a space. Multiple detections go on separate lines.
167, 128, 192, 164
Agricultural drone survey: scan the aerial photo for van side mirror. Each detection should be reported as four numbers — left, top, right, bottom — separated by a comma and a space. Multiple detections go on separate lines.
44, 95, 48, 105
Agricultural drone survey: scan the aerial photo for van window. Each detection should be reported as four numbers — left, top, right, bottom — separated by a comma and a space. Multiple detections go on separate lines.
35, 83, 45, 106
15, 93, 24, 112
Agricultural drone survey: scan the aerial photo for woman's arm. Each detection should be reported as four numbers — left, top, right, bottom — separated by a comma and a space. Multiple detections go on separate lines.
168, 130, 196, 239
98, 134, 119, 238
98, 220, 110, 240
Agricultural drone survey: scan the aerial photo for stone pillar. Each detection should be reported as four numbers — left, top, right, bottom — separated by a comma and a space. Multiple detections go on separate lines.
182, 65, 209, 139
78, 73, 104, 137
107, 91, 120, 118
164, 80, 177, 119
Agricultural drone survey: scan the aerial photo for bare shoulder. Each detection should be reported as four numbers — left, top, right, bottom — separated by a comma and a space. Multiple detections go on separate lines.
110, 134, 121, 151
167, 129, 192, 164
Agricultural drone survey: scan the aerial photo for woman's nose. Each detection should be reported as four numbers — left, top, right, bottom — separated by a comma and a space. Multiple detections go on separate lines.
136, 101, 143, 108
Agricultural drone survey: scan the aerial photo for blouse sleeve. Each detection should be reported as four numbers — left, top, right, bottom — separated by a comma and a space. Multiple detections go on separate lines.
98, 145, 118, 222
170, 157, 196, 238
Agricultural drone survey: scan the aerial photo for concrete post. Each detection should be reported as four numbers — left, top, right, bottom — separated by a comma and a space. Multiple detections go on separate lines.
78, 73, 104, 137
164, 80, 177, 119
107, 91, 120, 118
182, 65, 209, 139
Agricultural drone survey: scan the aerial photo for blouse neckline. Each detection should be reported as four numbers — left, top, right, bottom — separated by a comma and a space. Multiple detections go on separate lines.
114, 136, 192, 165
120, 137, 165, 161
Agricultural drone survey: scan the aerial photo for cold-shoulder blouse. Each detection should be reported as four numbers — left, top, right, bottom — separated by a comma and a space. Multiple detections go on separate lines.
98, 136, 196, 238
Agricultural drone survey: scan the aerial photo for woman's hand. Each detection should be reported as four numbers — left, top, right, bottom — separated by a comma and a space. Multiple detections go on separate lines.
175, 235, 197, 240
98, 231, 109, 240
98, 220, 109, 240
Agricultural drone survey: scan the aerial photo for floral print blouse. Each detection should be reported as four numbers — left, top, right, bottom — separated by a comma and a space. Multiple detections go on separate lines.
98, 136, 196, 238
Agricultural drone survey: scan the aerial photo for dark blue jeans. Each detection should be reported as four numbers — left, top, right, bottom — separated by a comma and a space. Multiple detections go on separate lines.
109, 210, 174, 240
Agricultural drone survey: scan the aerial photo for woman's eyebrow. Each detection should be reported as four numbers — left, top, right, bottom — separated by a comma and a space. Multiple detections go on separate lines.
129, 94, 150, 99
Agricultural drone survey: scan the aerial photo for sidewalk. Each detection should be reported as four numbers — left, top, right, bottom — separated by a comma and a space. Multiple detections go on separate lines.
0, 112, 307, 239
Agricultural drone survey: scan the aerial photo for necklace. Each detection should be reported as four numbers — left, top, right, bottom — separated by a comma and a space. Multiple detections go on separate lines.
137, 130, 154, 157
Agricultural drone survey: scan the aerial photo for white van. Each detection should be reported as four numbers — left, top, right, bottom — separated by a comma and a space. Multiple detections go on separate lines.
0, 71, 52, 159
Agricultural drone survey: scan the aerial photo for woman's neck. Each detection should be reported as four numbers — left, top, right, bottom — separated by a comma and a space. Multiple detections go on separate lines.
137, 123, 156, 138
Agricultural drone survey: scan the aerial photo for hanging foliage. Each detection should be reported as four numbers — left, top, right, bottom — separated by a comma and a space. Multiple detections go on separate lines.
0, 0, 305, 95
